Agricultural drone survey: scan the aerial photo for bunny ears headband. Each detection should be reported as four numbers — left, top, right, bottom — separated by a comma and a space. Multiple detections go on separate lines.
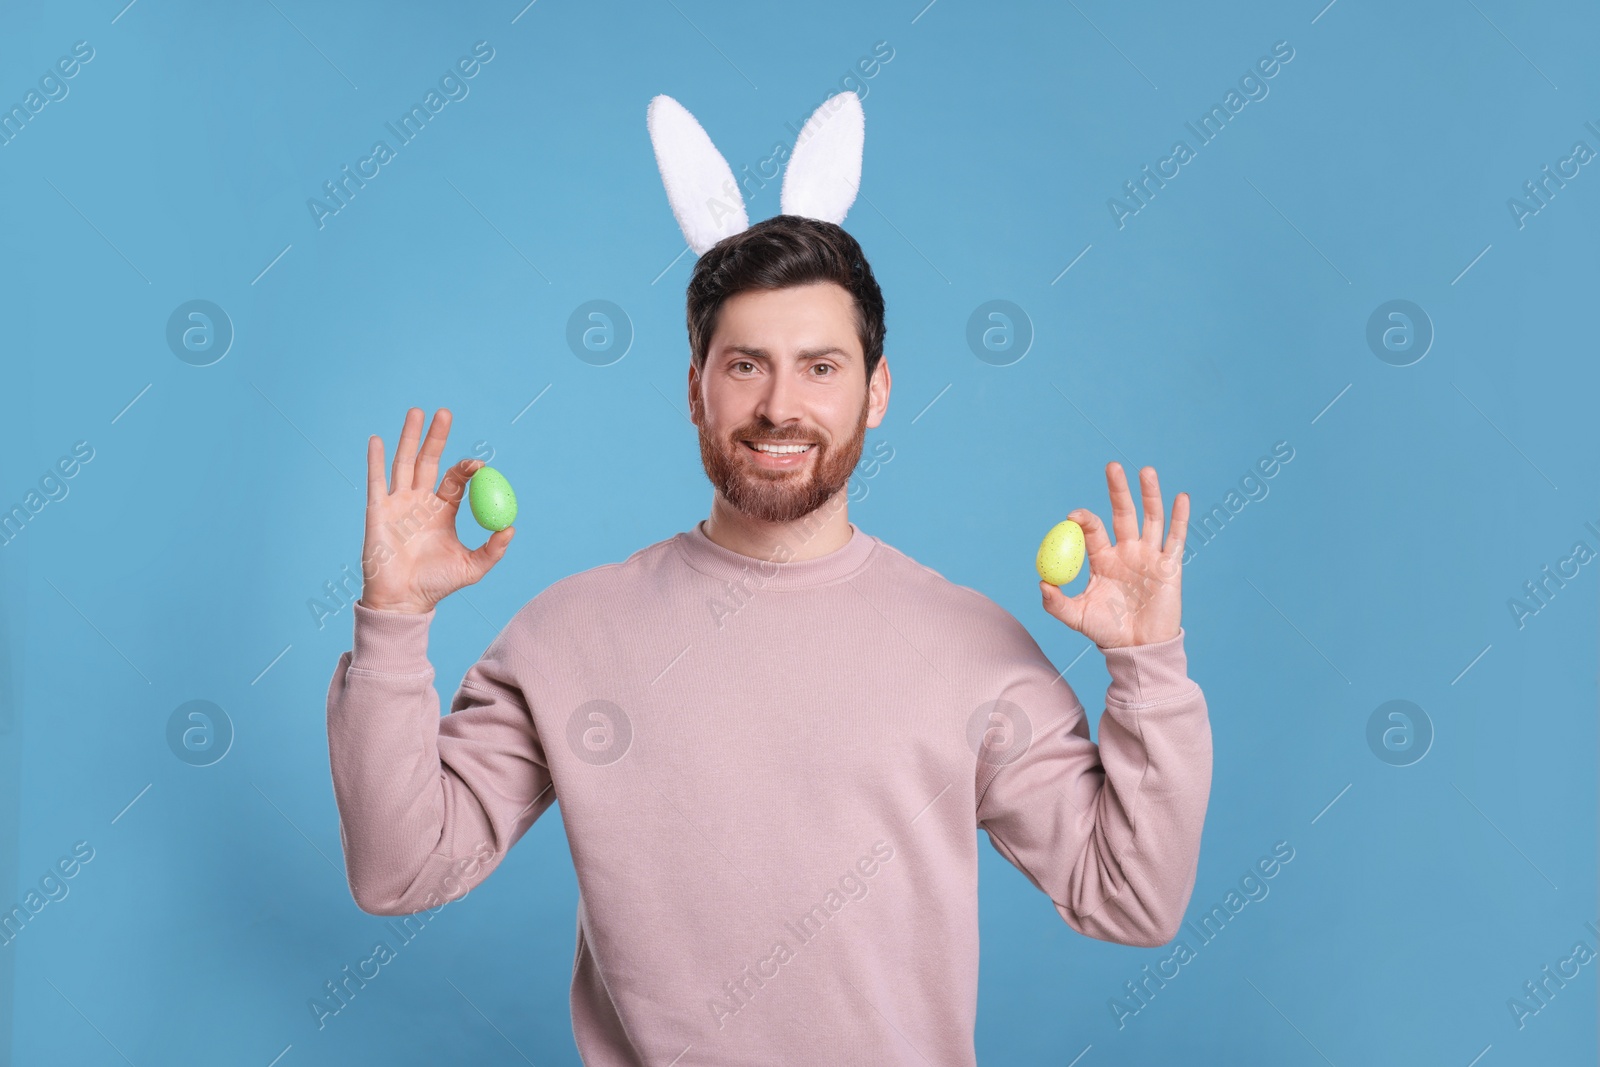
646, 91, 865, 255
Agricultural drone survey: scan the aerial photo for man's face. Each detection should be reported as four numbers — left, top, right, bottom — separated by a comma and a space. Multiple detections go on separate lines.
689, 281, 889, 524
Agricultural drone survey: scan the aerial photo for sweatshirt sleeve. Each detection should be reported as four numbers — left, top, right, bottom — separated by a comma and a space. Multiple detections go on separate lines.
325, 599, 556, 916
974, 620, 1212, 948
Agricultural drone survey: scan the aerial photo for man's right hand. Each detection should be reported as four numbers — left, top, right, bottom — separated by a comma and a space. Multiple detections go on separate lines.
359, 407, 514, 615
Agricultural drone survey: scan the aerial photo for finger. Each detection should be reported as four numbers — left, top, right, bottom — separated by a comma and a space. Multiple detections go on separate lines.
366, 434, 388, 503
414, 408, 453, 495
467, 526, 514, 579
1163, 492, 1190, 558
438, 457, 484, 514
391, 407, 424, 492
1139, 466, 1165, 545
1105, 462, 1139, 545
1067, 506, 1114, 561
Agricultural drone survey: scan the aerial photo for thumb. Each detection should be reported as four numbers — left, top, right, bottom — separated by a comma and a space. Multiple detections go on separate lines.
467, 526, 514, 577
1039, 579, 1079, 628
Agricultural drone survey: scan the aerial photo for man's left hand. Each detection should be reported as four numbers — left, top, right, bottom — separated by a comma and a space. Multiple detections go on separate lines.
1040, 462, 1188, 649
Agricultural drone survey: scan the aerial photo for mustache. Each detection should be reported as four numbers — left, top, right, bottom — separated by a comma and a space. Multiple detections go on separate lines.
732, 423, 826, 445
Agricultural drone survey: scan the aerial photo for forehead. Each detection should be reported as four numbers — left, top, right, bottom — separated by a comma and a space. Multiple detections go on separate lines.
709, 282, 861, 357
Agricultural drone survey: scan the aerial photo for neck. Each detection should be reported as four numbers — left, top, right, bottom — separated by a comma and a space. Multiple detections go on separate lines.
702, 488, 853, 561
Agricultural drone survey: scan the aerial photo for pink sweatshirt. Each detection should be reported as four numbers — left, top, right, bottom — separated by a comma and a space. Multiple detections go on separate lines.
325, 520, 1212, 1065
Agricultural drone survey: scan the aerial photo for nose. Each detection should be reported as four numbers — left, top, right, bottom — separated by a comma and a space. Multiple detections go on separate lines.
753, 363, 805, 431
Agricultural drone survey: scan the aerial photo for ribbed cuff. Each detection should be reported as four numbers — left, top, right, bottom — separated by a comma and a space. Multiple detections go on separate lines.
1101, 627, 1194, 705
350, 600, 436, 673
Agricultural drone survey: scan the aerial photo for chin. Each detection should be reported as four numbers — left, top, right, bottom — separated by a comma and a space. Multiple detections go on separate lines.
698, 413, 867, 525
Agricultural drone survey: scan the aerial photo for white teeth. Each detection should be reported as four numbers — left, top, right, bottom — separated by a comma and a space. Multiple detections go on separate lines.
748, 442, 813, 455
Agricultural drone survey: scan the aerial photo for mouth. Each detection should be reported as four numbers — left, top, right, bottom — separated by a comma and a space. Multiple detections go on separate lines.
741, 439, 816, 467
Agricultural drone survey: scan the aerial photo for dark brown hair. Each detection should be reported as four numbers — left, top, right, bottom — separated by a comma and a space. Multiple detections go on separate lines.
685, 214, 886, 384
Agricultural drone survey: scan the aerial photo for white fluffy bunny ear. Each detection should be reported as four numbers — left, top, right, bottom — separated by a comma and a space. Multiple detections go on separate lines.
647, 94, 749, 255
780, 92, 864, 224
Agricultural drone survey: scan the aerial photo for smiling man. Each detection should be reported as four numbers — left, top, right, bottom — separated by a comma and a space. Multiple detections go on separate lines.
326, 214, 1213, 1065
688, 220, 883, 558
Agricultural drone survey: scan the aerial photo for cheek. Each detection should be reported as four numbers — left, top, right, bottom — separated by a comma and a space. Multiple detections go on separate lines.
822, 397, 869, 440
709, 403, 749, 437
705, 385, 770, 434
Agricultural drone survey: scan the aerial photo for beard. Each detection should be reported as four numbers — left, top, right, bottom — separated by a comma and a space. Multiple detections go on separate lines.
697, 393, 869, 524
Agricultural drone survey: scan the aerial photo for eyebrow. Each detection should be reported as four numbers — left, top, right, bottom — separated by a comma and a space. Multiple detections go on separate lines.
724, 345, 854, 364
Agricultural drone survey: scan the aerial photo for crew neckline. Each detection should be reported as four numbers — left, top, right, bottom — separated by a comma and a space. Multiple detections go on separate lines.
674, 518, 878, 590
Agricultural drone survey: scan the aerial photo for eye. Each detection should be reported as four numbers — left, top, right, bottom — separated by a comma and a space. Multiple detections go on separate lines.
812, 363, 835, 377
733, 360, 756, 374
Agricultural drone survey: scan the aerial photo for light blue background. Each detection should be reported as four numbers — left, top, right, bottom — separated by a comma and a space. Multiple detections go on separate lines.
2, 0, 1595, 1063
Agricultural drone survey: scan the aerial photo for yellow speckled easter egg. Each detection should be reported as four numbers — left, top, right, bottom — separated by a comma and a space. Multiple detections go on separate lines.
1036, 519, 1086, 585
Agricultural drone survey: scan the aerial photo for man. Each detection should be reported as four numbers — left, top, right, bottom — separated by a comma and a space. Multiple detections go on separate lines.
327, 214, 1212, 1065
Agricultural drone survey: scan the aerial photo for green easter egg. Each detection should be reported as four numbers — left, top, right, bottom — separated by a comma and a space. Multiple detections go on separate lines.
468, 466, 517, 532
1036, 518, 1086, 585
